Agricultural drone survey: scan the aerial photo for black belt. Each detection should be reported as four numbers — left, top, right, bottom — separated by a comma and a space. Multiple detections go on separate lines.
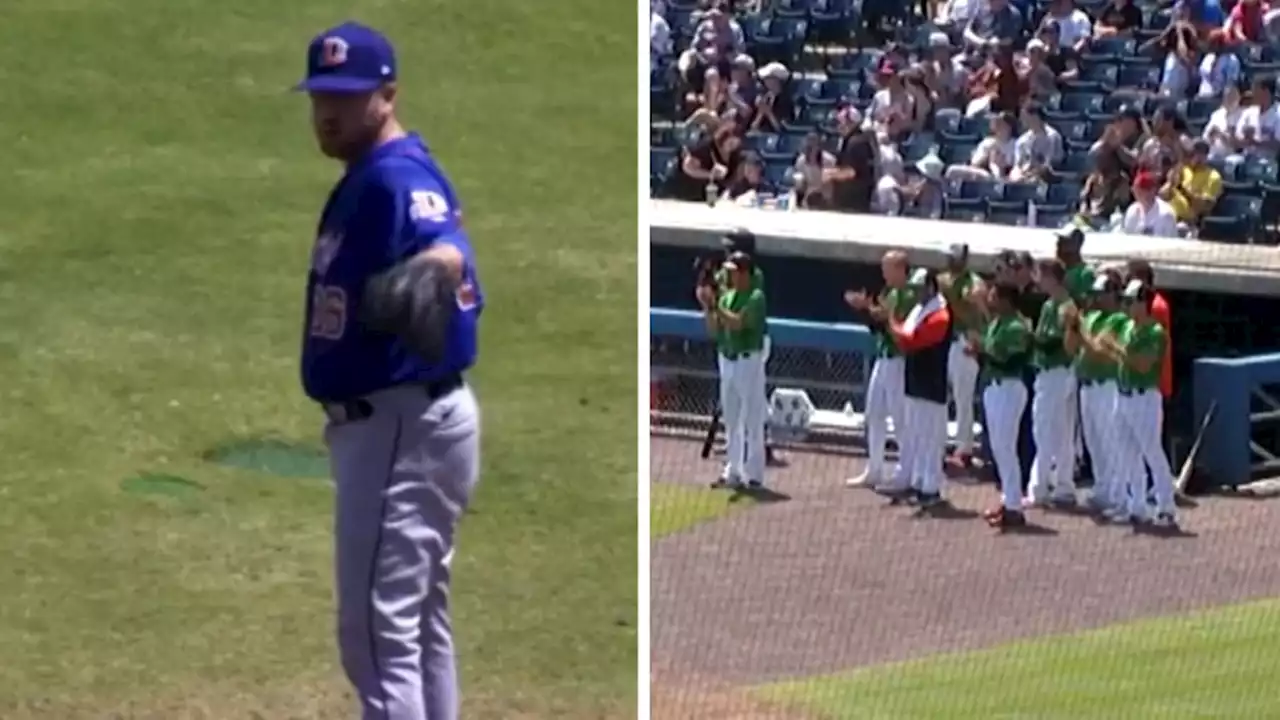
1118, 387, 1152, 397
322, 374, 464, 424
721, 350, 759, 361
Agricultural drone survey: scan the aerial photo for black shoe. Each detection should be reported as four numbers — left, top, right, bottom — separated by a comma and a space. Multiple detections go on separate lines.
710, 477, 740, 489
915, 491, 943, 509
987, 507, 1027, 530
747, 479, 763, 490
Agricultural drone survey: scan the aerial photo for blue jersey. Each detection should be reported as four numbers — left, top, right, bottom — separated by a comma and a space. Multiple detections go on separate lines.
301, 133, 483, 403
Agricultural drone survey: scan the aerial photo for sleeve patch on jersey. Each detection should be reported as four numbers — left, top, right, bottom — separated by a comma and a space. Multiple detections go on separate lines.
408, 190, 451, 223
456, 281, 477, 311
309, 285, 348, 340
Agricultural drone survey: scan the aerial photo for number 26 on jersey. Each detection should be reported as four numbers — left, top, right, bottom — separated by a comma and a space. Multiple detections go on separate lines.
310, 285, 348, 340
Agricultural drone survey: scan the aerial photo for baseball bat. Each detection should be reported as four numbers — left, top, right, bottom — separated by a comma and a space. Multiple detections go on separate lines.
701, 409, 722, 459
1175, 400, 1217, 495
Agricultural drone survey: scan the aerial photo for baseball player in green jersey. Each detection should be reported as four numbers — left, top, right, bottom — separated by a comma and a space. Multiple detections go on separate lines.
940, 244, 984, 466
1055, 225, 1095, 304
1097, 280, 1178, 528
1070, 272, 1129, 517
843, 250, 916, 488
966, 284, 1033, 529
1027, 259, 1081, 508
701, 251, 769, 489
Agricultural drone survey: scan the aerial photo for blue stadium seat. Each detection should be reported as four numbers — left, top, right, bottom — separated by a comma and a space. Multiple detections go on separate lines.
651, 125, 672, 148
775, 133, 809, 158
774, 0, 812, 19
960, 113, 992, 137
811, 1, 857, 43
1057, 93, 1105, 118
1083, 37, 1135, 60
1035, 211, 1073, 228
1183, 96, 1218, 123
934, 107, 963, 136
1200, 214, 1250, 243
940, 142, 979, 166
1003, 182, 1048, 204
952, 179, 1005, 201
825, 78, 863, 104
1046, 180, 1083, 206
1056, 119, 1089, 142
943, 198, 987, 221
1055, 151, 1092, 179
651, 148, 678, 181
988, 210, 1029, 227
763, 160, 797, 190
794, 78, 826, 104
1208, 194, 1263, 241
1063, 65, 1118, 94
742, 132, 781, 154
1117, 65, 1161, 91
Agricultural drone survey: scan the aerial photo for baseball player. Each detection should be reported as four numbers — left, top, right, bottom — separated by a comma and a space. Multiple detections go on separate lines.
1027, 259, 1080, 507
1056, 226, 1095, 304
843, 250, 915, 488
1070, 273, 1128, 517
296, 22, 483, 720
967, 284, 1033, 529
939, 245, 983, 467
701, 251, 769, 489
1097, 280, 1178, 527
882, 268, 952, 510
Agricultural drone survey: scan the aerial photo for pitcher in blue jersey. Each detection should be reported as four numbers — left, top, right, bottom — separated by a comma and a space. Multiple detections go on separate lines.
294, 21, 483, 720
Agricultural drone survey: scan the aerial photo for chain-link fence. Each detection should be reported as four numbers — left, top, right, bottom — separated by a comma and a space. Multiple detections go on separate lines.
649, 308, 874, 452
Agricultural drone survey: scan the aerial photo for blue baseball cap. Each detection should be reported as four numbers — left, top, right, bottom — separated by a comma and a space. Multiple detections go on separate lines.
295, 22, 397, 93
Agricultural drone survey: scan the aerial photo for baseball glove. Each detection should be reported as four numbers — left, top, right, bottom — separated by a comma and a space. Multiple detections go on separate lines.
360, 257, 459, 364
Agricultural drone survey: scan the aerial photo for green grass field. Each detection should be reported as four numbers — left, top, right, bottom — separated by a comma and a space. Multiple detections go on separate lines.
758, 599, 1280, 719
0, 2, 635, 718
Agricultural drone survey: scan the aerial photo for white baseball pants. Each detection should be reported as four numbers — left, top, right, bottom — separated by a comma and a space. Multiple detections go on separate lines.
1029, 367, 1078, 501
719, 351, 767, 482
948, 339, 980, 454
1116, 389, 1177, 518
896, 396, 947, 495
762, 336, 773, 442
864, 356, 906, 481
983, 378, 1029, 511
1080, 380, 1122, 509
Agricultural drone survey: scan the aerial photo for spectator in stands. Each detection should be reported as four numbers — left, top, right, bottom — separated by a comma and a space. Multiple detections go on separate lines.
684, 67, 730, 127
1238, 75, 1280, 159
679, 5, 743, 91
1079, 147, 1132, 228
726, 55, 759, 122
1020, 39, 1059, 102
1038, 0, 1093, 53
1038, 20, 1081, 83
968, 47, 1026, 116
823, 106, 877, 213
792, 132, 836, 208
946, 110, 1018, 181
1196, 30, 1241, 99
1161, 139, 1223, 232
1228, 0, 1276, 44
864, 61, 918, 140
964, 0, 1025, 51
1156, 18, 1199, 100
922, 32, 970, 107
721, 152, 766, 207
1204, 82, 1246, 163
751, 62, 793, 133
1012, 102, 1064, 182
936, 0, 985, 36
1091, 105, 1146, 173
1094, 0, 1145, 38
901, 154, 948, 218
1139, 104, 1191, 175
663, 121, 743, 203
873, 131, 908, 215
1122, 170, 1180, 236
651, 6, 672, 75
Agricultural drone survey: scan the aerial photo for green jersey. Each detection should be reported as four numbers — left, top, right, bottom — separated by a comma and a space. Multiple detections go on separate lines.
873, 286, 918, 357
1075, 309, 1127, 382
1064, 263, 1095, 304
716, 266, 767, 338
1117, 318, 1166, 392
1033, 295, 1074, 370
943, 270, 981, 335
717, 287, 767, 356
979, 313, 1031, 383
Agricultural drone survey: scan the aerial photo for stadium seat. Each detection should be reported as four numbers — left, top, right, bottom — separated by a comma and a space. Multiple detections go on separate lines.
1200, 214, 1250, 243
1057, 93, 1105, 118
743, 132, 781, 154
774, 0, 812, 19
1035, 211, 1073, 228
1063, 65, 1118, 94
651, 148, 678, 182
1183, 96, 1218, 123
953, 179, 1005, 202
651, 125, 673, 148
811, 1, 856, 43
1046, 180, 1083, 206
1056, 119, 1089, 142
1083, 37, 1136, 61
1117, 65, 1161, 91
763, 160, 797, 190
1053, 151, 1093, 182
988, 210, 1029, 226
940, 142, 979, 166
943, 201, 987, 222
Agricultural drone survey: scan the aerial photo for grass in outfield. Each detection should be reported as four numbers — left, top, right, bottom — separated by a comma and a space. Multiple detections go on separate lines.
650, 483, 753, 538
0, 1, 635, 717
757, 598, 1280, 720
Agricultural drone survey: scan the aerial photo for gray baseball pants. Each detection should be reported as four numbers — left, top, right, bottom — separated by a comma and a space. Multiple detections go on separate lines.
324, 383, 480, 720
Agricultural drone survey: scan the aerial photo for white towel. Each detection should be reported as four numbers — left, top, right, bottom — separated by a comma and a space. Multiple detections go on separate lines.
903, 293, 947, 336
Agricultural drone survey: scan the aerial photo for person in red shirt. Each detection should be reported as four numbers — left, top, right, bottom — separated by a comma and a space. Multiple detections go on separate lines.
1225, 0, 1270, 44
882, 268, 955, 511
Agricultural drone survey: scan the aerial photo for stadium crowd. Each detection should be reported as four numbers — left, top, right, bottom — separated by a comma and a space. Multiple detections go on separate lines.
650, 0, 1280, 242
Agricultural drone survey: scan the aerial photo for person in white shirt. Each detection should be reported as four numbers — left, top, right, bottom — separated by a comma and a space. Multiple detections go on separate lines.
873, 131, 908, 214
1038, 0, 1092, 52
1197, 30, 1241, 98
1122, 171, 1180, 237
1011, 102, 1064, 181
936, 0, 984, 31
945, 111, 1019, 181
793, 131, 836, 206
1204, 83, 1246, 164
1237, 75, 1280, 159
650, 9, 672, 75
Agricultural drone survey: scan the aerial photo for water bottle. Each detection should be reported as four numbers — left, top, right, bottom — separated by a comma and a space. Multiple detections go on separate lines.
1026, 199, 1038, 228
705, 181, 719, 207
776, 193, 790, 211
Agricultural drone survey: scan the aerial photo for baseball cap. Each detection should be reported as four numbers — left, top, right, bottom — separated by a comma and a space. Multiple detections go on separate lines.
947, 243, 970, 263
295, 22, 397, 93
1091, 274, 1119, 294
721, 228, 757, 255
1133, 171, 1160, 191
723, 251, 754, 273
1122, 279, 1153, 301
1054, 224, 1085, 247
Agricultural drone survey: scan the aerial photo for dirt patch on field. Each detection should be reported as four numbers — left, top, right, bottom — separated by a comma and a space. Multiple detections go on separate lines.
650, 672, 814, 720
651, 436, 1280, 696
